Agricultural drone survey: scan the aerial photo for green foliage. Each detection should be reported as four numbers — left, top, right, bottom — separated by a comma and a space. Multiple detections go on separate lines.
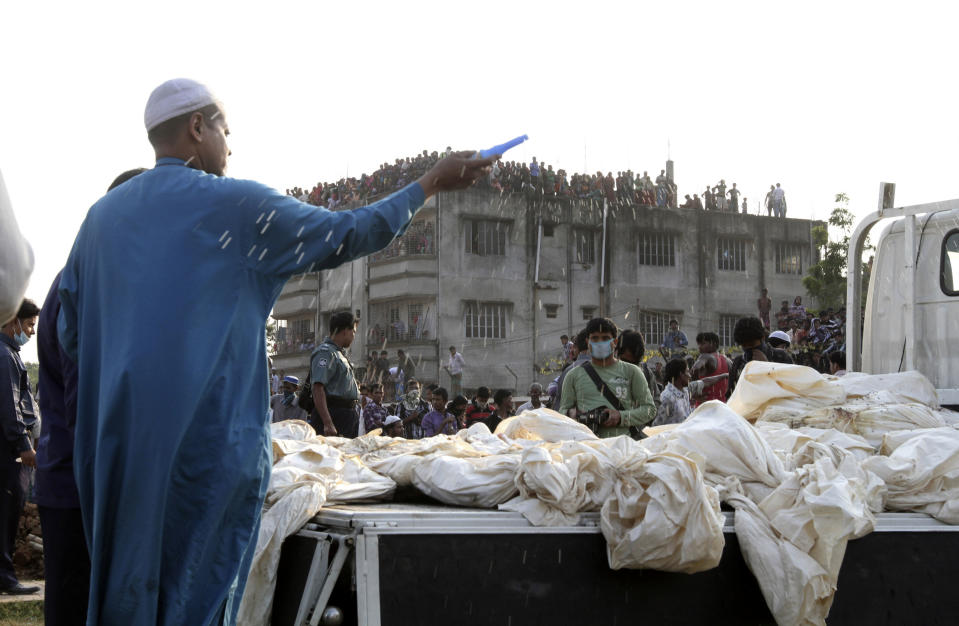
803, 193, 870, 310
266, 319, 277, 354
24, 362, 38, 392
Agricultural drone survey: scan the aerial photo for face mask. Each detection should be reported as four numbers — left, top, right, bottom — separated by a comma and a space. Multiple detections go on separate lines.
13, 320, 29, 347
590, 339, 614, 359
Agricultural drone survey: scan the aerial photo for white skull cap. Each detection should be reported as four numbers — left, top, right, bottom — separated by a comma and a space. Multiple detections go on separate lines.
144, 78, 222, 131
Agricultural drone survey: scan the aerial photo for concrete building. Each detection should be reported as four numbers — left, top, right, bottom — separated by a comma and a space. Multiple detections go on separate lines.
270, 189, 823, 393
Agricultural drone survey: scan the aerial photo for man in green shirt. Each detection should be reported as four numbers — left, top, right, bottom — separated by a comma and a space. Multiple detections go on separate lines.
559, 317, 656, 438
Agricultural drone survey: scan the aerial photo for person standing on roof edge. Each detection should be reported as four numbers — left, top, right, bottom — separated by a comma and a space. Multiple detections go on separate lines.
444, 345, 465, 397
57, 78, 497, 625
660, 318, 688, 357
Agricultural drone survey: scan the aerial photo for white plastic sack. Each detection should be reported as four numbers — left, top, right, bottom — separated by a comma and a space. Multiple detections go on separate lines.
602, 448, 724, 573
237, 481, 326, 626
726, 491, 833, 626
495, 408, 599, 442
501, 440, 621, 526
270, 419, 316, 442
411, 454, 520, 508
238, 441, 396, 625
657, 401, 788, 488
727, 362, 845, 422
457, 422, 523, 455
862, 427, 959, 523
725, 442, 883, 626
760, 401, 946, 448
839, 370, 940, 408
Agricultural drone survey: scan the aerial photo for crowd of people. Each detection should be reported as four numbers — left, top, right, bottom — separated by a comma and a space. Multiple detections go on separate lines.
287, 149, 452, 210
287, 150, 790, 217
273, 296, 846, 448
758, 290, 847, 369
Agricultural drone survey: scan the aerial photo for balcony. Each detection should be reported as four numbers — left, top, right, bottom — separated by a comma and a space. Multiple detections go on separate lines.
366, 327, 436, 347
273, 334, 317, 356
370, 219, 435, 265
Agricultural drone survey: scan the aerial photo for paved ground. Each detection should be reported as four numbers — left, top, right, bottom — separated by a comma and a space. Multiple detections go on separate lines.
0, 580, 43, 603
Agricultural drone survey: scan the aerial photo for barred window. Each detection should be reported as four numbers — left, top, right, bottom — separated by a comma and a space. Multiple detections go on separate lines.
274, 317, 315, 355
719, 314, 741, 348
775, 243, 803, 275
575, 229, 595, 264
370, 218, 435, 262
291, 318, 312, 339
544, 304, 559, 319
464, 301, 510, 339
582, 306, 597, 321
640, 310, 673, 347
638, 232, 676, 266
717, 238, 748, 271
465, 219, 507, 256
369, 300, 435, 344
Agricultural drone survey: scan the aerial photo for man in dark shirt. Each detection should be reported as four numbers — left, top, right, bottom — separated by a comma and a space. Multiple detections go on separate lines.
0, 299, 41, 596
486, 389, 514, 432
36, 168, 143, 622
464, 387, 494, 428
37, 274, 90, 620
728, 316, 794, 394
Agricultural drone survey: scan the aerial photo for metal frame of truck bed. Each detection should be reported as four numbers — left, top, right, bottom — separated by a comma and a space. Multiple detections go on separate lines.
271, 503, 959, 626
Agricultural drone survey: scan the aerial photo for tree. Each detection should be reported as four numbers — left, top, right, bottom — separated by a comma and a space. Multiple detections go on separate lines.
25, 361, 38, 392
266, 319, 277, 355
803, 193, 870, 310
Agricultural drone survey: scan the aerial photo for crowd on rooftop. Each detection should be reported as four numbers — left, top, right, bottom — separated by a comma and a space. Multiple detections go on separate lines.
287, 149, 790, 216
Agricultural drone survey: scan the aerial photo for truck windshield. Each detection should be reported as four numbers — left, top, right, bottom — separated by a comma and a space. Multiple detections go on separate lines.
944, 231, 959, 296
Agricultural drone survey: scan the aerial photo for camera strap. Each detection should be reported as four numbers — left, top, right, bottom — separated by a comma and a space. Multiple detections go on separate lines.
581, 363, 625, 411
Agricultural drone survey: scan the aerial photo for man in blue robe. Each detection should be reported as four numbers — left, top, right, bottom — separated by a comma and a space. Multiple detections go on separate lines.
57, 78, 496, 625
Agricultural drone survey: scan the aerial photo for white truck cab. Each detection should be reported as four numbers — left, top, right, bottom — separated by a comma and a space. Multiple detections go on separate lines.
848, 183, 959, 409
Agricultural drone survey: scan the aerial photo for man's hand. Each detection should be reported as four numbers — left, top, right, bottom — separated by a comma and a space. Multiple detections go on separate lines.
417, 151, 499, 198
322, 422, 338, 437
19, 449, 36, 468
602, 409, 621, 428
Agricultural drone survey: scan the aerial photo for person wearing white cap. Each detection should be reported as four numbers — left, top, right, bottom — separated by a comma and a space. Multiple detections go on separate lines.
383, 414, 405, 437
57, 77, 498, 625
767, 330, 791, 350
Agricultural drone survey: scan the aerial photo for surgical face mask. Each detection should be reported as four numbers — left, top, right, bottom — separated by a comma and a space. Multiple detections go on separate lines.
13, 320, 29, 347
590, 339, 614, 359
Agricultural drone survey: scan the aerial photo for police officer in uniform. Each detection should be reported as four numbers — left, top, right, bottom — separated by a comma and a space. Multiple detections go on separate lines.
311, 311, 360, 437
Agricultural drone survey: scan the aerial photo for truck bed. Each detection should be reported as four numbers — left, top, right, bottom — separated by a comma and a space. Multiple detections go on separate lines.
272, 503, 959, 626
